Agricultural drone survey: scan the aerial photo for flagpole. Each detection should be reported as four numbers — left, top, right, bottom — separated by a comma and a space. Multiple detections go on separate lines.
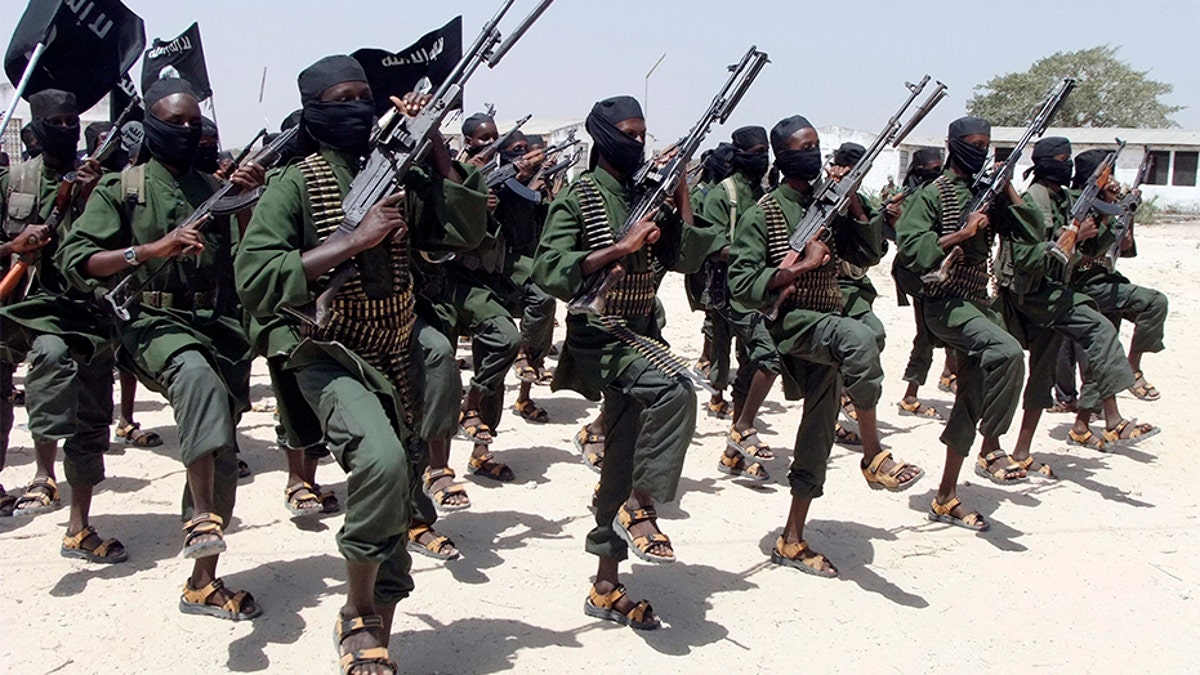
0, 42, 47, 143
205, 94, 221, 150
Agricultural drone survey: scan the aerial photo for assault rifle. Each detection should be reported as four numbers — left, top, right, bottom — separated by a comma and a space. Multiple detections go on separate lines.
1048, 138, 1125, 264
921, 77, 1075, 286
468, 113, 532, 165
0, 96, 140, 302
762, 75, 947, 321
103, 127, 300, 321
1104, 148, 1154, 271
283, 0, 556, 328
567, 45, 770, 316
485, 132, 580, 199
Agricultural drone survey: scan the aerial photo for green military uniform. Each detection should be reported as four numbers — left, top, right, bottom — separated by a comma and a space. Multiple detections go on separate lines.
236, 147, 486, 604
838, 194, 888, 350
728, 182, 883, 498
696, 171, 781, 400
894, 169, 1034, 455
1005, 182, 1134, 411
495, 182, 556, 369
533, 166, 711, 560
59, 158, 252, 524
685, 180, 718, 368
1, 157, 114, 490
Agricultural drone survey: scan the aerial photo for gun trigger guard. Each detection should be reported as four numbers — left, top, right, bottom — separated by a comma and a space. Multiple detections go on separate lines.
210, 188, 265, 217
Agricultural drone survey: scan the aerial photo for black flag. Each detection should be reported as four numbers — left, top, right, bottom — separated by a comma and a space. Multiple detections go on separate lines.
4, 0, 146, 110
352, 17, 463, 117
109, 73, 143, 124
141, 22, 212, 100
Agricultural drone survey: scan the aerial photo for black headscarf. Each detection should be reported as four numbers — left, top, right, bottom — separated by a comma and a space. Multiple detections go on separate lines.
298, 55, 375, 157
586, 95, 644, 176
28, 89, 80, 159
730, 125, 768, 179
145, 78, 199, 109
904, 146, 944, 189
947, 116, 991, 176
833, 142, 866, 168
143, 79, 202, 168
462, 112, 495, 138
499, 130, 528, 163
29, 89, 78, 119
701, 142, 736, 184
732, 126, 768, 150
769, 115, 814, 152
1026, 136, 1073, 185
1073, 149, 1109, 190
298, 55, 368, 105
770, 116, 822, 181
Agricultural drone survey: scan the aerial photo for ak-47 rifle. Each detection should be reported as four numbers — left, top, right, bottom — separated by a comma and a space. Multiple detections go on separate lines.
465, 113, 532, 164
1104, 147, 1154, 271
0, 96, 141, 302
921, 77, 1075, 286
542, 146, 582, 196
1048, 137, 1125, 264
567, 45, 770, 316
762, 75, 948, 321
282, 0, 555, 328
103, 127, 300, 321
486, 132, 580, 199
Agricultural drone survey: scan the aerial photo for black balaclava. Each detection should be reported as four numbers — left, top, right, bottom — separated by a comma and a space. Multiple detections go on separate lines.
1026, 136, 1073, 186
701, 142, 736, 184
1072, 149, 1109, 191
585, 96, 645, 176
298, 55, 374, 157
731, 125, 769, 180
29, 89, 80, 160
947, 116, 990, 176
461, 112, 496, 156
195, 116, 221, 173
833, 142, 866, 168
499, 130, 528, 163
904, 147, 944, 189
143, 78, 203, 169
770, 115, 822, 181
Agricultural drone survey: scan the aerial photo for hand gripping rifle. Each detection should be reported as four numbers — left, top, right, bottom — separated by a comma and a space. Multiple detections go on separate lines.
103, 127, 300, 321
281, 0, 556, 328
762, 76, 948, 321
1104, 147, 1154, 271
0, 96, 141, 302
485, 132, 580, 200
566, 45, 770, 316
921, 77, 1075, 286
1048, 137, 1126, 264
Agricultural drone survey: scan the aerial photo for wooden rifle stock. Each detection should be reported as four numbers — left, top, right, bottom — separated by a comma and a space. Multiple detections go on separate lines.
920, 245, 963, 285
568, 262, 626, 317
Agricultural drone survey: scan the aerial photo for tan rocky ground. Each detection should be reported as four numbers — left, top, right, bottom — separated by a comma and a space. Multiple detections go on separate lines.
2, 222, 1197, 673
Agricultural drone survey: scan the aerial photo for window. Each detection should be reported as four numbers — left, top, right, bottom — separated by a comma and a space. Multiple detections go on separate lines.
1146, 150, 1171, 185
896, 150, 911, 181
1171, 151, 1197, 187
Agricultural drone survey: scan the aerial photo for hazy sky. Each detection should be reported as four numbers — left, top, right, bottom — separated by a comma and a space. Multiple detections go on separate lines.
3, 0, 1197, 147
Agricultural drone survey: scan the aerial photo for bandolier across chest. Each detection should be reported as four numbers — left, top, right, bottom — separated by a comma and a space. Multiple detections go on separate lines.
922, 175, 993, 305
759, 192, 843, 314
575, 175, 657, 318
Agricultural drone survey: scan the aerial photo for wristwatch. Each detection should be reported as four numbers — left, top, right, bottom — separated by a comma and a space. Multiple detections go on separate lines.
123, 246, 140, 267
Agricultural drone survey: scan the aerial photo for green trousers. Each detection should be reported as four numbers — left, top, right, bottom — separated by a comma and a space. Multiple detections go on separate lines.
519, 282, 556, 365
25, 334, 113, 487
0, 361, 13, 471
268, 356, 329, 460
413, 318, 463, 443
433, 281, 521, 429
708, 306, 781, 398
1079, 279, 1168, 356
922, 298, 1024, 456
902, 300, 937, 385
295, 358, 415, 606
587, 364, 696, 561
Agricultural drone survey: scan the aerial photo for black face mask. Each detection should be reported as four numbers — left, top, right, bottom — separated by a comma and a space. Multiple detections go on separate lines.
144, 114, 202, 169
195, 144, 220, 174
1034, 157, 1073, 186
775, 148, 823, 182
905, 167, 941, 190
33, 120, 81, 160
304, 99, 375, 157
590, 122, 645, 176
948, 137, 988, 176
733, 149, 769, 180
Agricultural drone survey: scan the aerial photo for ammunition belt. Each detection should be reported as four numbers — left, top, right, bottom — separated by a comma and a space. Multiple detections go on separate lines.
761, 192, 843, 314
925, 175, 996, 304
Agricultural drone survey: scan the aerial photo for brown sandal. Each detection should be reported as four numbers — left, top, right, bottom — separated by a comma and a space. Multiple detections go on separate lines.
421, 467, 471, 513
1103, 418, 1160, 446
512, 398, 549, 423
13, 477, 60, 516
928, 497, 989, 531
861, 450, 924, 492
458, 409, 494, 444
179, 577, 261, 621
1128, 370, 1161, 401
61, 525, 128, 564
406, 523, 460, 561
770, 536, 838, 577
706, 399, 733, 420
717, 452, 769, 482
512, 355, 539, 383
335, 615, 396, 675
1067, 428, 1108, 452
974, 450, 1027, 485
181, 512, 227, 559
574, 426, 604, 474
1011, 456, 1057, 482
285, 481, 324, 518
897, 398, 944, 420
727, 426, 774, 460
469, 451, 514, 482
613, 504, 675, 564
834, 423, 862, 446
584, 584, 661, 630
115, 421, 163, 447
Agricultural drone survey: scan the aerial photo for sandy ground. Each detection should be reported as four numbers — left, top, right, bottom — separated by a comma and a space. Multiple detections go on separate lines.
2, 222, 1198, 674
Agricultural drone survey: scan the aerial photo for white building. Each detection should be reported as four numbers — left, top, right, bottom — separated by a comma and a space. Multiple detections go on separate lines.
1, 83, 112, 160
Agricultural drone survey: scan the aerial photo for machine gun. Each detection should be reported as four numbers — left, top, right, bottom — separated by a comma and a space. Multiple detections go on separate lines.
282, 0, 556, 328
763, 75, 947, 321
921, 77, 1075, 286
1104, 147, 1155, 271
566, 45, 769, 316
1048, 138, 1125, 264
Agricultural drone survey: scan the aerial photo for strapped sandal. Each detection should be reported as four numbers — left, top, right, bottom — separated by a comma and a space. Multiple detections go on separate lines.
0, 490, 16, 518
727, 426, 774, 460
334, 615, 396, 675
584, 584, 661, 631
422, 467, 471, 513
928, 497, 989, 531
938, 373, 958, 394
861, 450, 924, 492
535, 364, 555, 385
285, 481, 324, 518
840, 393, 858, 423
114, 421, 163, 447
512, 398, 549, 424
574, 427, 604, 474
1129, 370, 1161, 402
512, 355, 539, 383
717, 452, 769, 482
181, 512, 227, 559
897, 398, 944, 421
1011, 455, 1056, 482
974, 450, 1027, 485
693, 358, 711, 379
1068, 428, 1109, 452
469, 451, 514, 482
1046, 400, 1078, 414
313, 484, 342, 514
406, 523, 460, 561
179, 577, 261, 621
613, 503, 675, 564
834, 423, 862, 446
706, 399, 733, 420
458, 409, 494, 445
13, 476, 60, 517
1103, 418, 1160, 447
61, 525, 128, 564
770, 536, 838, 578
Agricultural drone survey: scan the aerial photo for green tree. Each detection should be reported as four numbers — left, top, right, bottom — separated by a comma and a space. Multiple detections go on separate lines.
967, 46, 1183, 128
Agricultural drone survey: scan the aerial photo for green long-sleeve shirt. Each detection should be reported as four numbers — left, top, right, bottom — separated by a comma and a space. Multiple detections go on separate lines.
697, 170, 764, 252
